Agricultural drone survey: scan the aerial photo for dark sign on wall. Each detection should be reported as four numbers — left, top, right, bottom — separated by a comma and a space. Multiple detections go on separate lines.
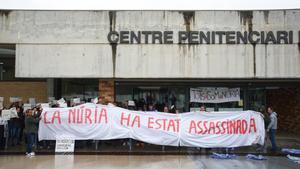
107, 30, 299, 44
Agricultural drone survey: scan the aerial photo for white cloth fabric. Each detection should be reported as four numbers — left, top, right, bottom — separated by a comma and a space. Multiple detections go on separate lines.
39, 103, 265, 147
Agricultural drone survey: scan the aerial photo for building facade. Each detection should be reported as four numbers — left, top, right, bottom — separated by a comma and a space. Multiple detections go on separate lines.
0, 10, 300, 133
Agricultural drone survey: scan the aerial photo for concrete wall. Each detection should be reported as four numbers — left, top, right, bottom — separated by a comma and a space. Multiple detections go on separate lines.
15, 44, 113, 78
0, 10, 300, 78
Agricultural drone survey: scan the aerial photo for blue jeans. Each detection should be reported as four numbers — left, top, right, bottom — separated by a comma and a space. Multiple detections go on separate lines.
269, 129, 277, 151
9, 125, 21, 145
26, 133, 35, 153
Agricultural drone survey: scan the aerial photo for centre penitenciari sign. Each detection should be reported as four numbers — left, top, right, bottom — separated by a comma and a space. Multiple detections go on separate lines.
107, 30, 299, 44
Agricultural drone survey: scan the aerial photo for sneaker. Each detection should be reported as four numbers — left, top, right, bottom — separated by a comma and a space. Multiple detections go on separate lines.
26, 152, 31, 157
30, 152, 35, 156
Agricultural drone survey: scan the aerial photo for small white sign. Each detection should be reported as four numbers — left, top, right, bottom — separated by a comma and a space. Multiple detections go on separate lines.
48, 97, 55, 103
57, 98, 66, 104
29, 98, 36, 106
92, 97, 98, 104
0, 96, 3, 110
10, 97, 21, 103
59, 103, 68, 108
1, 110, 12, 120
55, 140, 75, 153
73, 98, 80, 104
10, 107, 18, 118
23, 103, 32, 112
41, 103, 50, 108
128, 100, 135, 106
0, 117, 7, 125
190, 107, 214, 112
218, 108, 244, 111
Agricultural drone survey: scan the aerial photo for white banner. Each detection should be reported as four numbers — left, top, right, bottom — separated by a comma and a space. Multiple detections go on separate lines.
39, 103, 265, 148
190, 87, 240, 103
180, 111, 265, 147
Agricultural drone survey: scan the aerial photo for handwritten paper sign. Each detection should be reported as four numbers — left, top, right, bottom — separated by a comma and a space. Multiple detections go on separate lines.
190, 88, 240, 103
55, 140, 75, 153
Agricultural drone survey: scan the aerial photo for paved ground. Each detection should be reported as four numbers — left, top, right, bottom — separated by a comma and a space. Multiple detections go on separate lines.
2, 133, 300, 155
0, 155, 299, 169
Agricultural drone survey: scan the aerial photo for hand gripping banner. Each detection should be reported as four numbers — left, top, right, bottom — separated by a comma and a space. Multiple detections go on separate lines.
38, 103, 265, 147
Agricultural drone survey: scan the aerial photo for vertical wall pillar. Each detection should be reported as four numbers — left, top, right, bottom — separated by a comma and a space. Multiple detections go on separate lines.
47, 78, 54, 99
99, 80, 115, 104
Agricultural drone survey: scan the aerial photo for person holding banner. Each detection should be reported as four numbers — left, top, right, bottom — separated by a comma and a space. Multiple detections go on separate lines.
163, 106, 169, 113
200, 105, 206, 112
148, 104, 157, 111
24, 109, 40, 157
198, 105, 212, 153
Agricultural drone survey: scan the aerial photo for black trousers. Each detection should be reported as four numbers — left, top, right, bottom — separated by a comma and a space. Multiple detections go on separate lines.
0, 125, 4, 149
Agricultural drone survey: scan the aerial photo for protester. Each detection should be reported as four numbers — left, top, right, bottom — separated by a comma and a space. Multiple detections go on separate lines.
169, 105, 176, 114
255, 107, 268, 152
122, 100, 135, 149
148, 104, 156, 111
8, 105, 22, 146
0, 110, 7, 150
163, 106, 169, 113
267, 106, 278, 152
200, 105, 206, 112
15, 107, 24, 145
198, 105, 211, 153
24, 109, 40, 156
30, 107, 39, 148
36, 105, 51, 150
18, 106, 25, 145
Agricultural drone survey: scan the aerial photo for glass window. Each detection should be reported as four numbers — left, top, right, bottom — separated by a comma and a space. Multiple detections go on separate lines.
115, 83, 188, 112
0, 44, 15, 81
246, 88, 266, 112
61, 79, 99, 103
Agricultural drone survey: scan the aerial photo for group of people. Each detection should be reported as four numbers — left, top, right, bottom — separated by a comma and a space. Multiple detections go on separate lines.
0, 103, 24, 149
116, 99, 180, 114
116, 100, 279, 153
0, 102, 44, 156
0, 100, 279, 156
